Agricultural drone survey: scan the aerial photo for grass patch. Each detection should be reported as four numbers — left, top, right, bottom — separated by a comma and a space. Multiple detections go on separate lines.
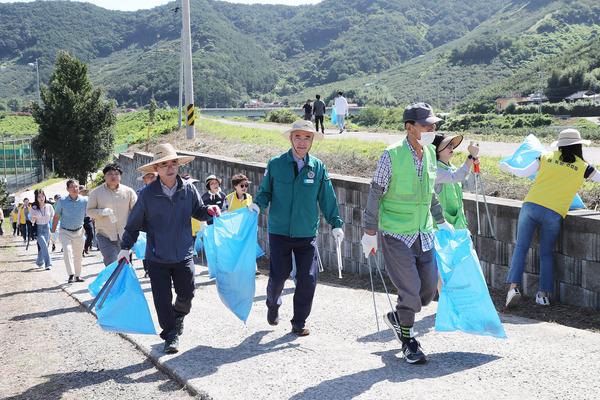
29, 178, 63, 191
0, 114, 38, 137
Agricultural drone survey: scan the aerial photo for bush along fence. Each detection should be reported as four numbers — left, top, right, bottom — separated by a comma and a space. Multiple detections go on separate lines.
117, 150, 600, 310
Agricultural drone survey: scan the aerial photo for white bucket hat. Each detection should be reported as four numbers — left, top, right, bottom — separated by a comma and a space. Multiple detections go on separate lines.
137, 143, 195, 173
283, 120, 324, 140
136, 171, 157, 181
551, 128, 591, 148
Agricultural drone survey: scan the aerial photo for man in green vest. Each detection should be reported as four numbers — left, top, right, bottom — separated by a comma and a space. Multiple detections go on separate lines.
361, 102, 453, 365
251, 120, 344, 336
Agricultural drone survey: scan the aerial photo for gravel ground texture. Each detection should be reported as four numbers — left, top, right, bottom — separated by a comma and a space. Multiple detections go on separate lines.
0, 236, 198, 400
5, 230, 599, 400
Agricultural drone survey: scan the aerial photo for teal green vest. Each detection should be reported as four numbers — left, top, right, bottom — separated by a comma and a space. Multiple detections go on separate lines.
379, 140, 437, 235
437, 161, 468, 229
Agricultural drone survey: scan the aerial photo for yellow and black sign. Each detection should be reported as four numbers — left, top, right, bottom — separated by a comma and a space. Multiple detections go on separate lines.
186, 104, 195, 126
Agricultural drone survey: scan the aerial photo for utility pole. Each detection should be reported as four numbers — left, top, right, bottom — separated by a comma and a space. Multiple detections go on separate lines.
182, 0, 195, 139
35, 59, 41, 104
178, 28, 184, 130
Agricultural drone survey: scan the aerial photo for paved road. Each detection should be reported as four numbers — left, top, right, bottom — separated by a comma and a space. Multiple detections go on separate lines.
13, 179, 69, 203
6, 232, 600, 399
0, 236, 198, 399
204, 117, 600, 165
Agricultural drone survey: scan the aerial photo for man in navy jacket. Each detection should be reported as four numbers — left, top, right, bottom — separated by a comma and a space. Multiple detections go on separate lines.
120, 143, 220, 354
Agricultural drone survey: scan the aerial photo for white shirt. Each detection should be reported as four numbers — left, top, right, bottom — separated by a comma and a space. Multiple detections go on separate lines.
334, 96, 348, 116
30, 204, 55, 225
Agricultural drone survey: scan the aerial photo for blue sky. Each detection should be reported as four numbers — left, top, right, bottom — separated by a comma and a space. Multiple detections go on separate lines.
0, 0, 321, 11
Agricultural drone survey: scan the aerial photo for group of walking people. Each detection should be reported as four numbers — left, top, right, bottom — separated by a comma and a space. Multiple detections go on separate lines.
24, 100, 597, 364
302, 91, 349, 134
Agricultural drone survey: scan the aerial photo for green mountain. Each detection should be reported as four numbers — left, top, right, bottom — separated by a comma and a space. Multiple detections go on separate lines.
0, 0, 599, 109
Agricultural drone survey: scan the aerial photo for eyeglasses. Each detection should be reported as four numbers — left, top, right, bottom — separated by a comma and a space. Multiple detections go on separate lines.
105, 172, 121, 177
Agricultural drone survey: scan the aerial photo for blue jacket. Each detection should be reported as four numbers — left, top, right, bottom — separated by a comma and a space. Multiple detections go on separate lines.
121, 175, 211, 263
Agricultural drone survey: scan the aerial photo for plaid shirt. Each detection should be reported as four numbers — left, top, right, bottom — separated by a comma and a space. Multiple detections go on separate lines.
372, 141, 434, 252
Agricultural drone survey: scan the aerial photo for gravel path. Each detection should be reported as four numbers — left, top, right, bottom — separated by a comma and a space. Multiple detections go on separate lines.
0, 236, 198, 400
205, 117, 600, 165
6, 230, 599, 400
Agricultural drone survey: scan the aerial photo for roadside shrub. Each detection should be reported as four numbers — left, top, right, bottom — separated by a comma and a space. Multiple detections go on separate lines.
266, 109, 298, 124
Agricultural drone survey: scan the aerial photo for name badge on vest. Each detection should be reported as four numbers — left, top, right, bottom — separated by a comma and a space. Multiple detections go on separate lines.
304, 178, 314, 184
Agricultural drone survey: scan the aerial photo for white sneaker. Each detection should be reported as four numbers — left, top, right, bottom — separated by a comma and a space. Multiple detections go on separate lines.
535, 292, 550, 306
505, 287, 521, 308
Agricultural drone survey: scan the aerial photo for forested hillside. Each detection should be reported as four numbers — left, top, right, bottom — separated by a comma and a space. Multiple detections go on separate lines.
0, 0, 599, 109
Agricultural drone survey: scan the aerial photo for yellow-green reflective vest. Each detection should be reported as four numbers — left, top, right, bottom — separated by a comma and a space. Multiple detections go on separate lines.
379, 140, 437, 235
437, 161, 468, 229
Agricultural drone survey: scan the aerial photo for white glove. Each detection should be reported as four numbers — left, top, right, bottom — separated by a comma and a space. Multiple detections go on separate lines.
100, 208, 114, 216
468, 141, 480, 158
438, 221, 455, 233
361, 233, 378, 258
248, 203, 260, 214
117, 249, 131, 262
332, 227, 344, 241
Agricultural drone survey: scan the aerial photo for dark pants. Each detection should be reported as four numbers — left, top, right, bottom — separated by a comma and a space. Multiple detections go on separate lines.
146, 258, 195, 339
20, 222, 34, 241
83, 222, 94, 252
314, 115, 324, 132
266, 234, 318, 329
12, 222, 18, 235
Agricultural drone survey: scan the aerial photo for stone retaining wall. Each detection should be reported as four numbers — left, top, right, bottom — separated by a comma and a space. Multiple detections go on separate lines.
117, 150, 600, 310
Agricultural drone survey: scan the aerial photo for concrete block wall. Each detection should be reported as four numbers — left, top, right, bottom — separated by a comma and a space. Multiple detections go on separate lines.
118, 151, 600, 310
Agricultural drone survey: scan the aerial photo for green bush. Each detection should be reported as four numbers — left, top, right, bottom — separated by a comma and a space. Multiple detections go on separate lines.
506, 101, 600, 117
266, 109, 298, 124
444, 113, 553, 131
352, 106, 405, 130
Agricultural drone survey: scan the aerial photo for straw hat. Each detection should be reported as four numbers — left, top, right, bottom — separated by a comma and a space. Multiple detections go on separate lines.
432, 133, 463, 153
283, 120, 324, 140
137, 143, 195, 173
136, 171, 158, 182
551, 128, 591, 148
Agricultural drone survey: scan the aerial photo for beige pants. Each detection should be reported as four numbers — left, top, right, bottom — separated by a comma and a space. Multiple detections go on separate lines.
60, 228, 85, 277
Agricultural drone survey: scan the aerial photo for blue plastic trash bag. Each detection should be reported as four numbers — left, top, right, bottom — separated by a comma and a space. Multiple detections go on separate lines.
499, 134, 586, 210
205, 208, 258, 322
434, 229, 506, 339
88, 260, 119, 297
331, 108, 337, 125
93, 262, 156, 335
203, 224, 217, 279
256, 242, 265, 258
194, 233, 204, 255
133, 232, 147, 260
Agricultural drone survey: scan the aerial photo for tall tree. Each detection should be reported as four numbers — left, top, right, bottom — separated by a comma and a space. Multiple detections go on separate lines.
31, 51, 116, 184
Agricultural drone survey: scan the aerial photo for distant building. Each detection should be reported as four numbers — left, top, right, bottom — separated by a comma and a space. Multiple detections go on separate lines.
564, 90, 599, 103
495, 92, 548, 112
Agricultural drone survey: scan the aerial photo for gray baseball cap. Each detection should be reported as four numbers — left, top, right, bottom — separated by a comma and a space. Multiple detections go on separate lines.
403, 102, 442, 125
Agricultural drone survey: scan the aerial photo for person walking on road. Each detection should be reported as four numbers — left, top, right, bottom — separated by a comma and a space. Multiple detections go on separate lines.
119, 143, 221, 354
251, 120, 344, 336
87, 163, 137, 266
201, 175, 226, 225
432, 133, 480, 229
333, 91, 349, 134
502, 129, 600, 308
302, 100, 313, 121
10, 205, 19, 236
17, 198, 33, 242
0, 207, 4, 236
30, 189, 54, 270
361, 102, 453, 365
51, 180, 88, 283
312, 94, 326, 134
225, 174, 253, 213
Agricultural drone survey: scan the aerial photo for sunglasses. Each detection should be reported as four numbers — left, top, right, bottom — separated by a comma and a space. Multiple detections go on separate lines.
238, 183, 249, 188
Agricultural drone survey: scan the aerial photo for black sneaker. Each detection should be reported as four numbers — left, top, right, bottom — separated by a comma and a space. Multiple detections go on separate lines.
267, 306, 279, 326
383, 312, 403, 345
52, 244, 56, 252
291, 326, 310, 336
401, 337, 427, 364
75, 277, 84, 282
67, 275, 74, 283
175, 316, 184, 336
164, 335, 179, 354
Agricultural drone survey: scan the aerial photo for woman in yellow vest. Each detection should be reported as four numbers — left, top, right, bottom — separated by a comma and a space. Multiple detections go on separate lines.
10, 205, 20, 236
502, 129, 600, 307
225, 173, 253, 212
432, 133, 479, 229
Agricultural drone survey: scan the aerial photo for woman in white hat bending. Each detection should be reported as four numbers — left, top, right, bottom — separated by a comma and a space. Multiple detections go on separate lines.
502, 129, 600, 307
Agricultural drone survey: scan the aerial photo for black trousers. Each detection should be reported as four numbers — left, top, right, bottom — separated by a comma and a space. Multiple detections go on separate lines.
12, 222, 17, 235
266, 234, 318, 329
314, 115, 324, 132
83, 223, 94, 251
146, 258, 195, 339
20, 222, 34, 241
